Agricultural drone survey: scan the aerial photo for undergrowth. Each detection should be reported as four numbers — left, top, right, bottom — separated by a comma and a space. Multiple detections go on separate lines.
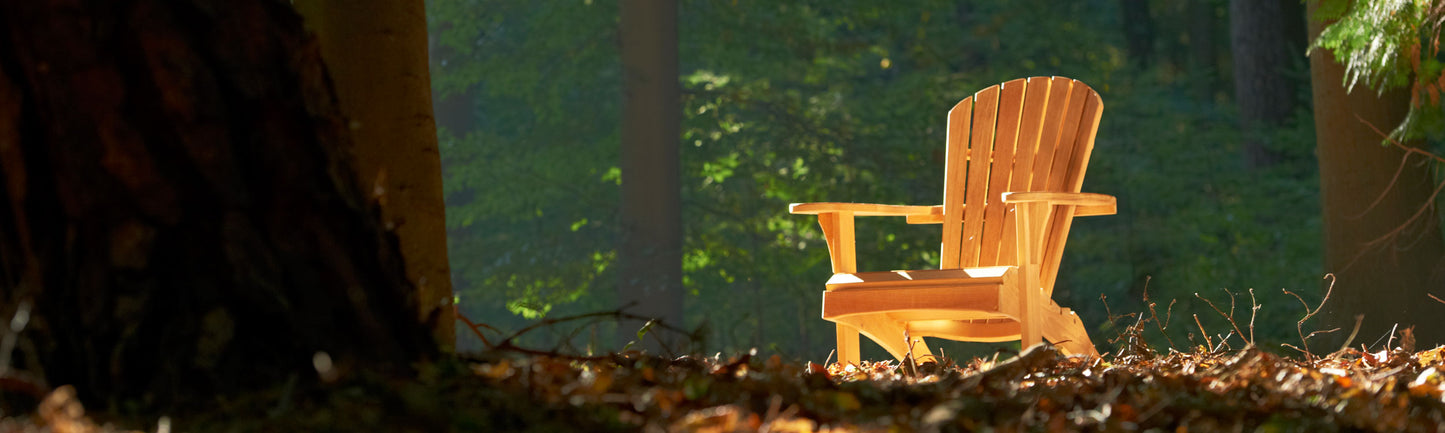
5, 279, 1445, 432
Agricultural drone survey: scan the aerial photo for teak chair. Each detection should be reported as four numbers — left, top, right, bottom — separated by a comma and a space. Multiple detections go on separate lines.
789, 77, 1115, 365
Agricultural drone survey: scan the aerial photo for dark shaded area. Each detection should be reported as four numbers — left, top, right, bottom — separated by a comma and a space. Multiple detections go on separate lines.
0, 0, 433, 411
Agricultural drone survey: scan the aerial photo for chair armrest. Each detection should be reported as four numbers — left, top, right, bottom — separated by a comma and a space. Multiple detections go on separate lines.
1002, 192, 1116, 216
789, 202, 940, 217
899, 192, 1114, 223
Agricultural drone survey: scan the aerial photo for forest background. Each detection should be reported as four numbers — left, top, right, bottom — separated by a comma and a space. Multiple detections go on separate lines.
430, 0, 1443, 361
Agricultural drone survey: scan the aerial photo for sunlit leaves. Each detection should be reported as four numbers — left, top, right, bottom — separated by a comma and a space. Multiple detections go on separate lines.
1310, 0, 1445, 141
1311, 0, 1424, 92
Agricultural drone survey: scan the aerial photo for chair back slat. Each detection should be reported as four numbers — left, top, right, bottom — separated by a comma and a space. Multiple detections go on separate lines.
939, 95, 974, 269
957, 86, 999, 268
976, 79, 1028, 266
997, 77, 1056, 264
939, 77, 1101, 276
1038, 90, 1103, 295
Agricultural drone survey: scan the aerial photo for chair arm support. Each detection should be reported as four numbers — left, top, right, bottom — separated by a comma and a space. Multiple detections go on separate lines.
1002, 192, 1116, 216
789, 202, 940, 274
789, 202, 941, 217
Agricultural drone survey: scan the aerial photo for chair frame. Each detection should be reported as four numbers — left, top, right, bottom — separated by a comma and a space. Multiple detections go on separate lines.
789, 77, 1115, 364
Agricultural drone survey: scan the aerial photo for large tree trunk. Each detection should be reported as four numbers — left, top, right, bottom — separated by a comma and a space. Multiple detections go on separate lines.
293, 0, 455, 352
618, 0, 683, 351
0, 0, 434, 410
1230, 0, 1303, 168
1308, 2, 1445, 349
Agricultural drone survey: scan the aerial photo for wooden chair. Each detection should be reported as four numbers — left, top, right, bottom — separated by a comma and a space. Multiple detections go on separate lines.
789, 77, 1115, 365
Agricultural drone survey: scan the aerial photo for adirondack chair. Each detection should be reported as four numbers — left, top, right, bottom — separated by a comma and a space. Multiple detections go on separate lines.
789, 77, 1115, 365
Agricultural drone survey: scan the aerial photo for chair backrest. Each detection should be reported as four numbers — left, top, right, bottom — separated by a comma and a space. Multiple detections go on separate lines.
938, 77, 1102, 293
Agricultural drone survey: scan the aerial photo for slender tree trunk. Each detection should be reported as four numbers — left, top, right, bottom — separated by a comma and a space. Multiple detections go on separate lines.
1120, 0, 1155, 68
1231, 0, 1300, 168
428, 21, 478, 136
1187, 0, 1223, 101
0, 0, 433, 409
1308, 2, 1445, 349
618, 0, 683, 352
293, 0, 455, 353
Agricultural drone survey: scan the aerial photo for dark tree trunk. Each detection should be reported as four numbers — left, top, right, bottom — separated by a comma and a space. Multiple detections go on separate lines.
0, 0, 433, 410
1120, 0, 1156, 68
618, 0, 683, 352
1231, 0, 1304, 168
1308, 2, 1445, 349
1187, 0, 1223, 101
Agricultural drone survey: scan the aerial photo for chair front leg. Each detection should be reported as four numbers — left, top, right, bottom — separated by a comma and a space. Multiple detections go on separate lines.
1012, 202, 1047, 348
819, 211, 861, 365
836, 324, 861, 366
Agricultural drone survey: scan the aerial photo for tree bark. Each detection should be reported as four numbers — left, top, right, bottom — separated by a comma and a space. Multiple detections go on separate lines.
293, 0, 455, 352
1231, 0, 1301, 168
0, 0, 433, 409
618, 0, 683, 352
1308, 2, 1445, 349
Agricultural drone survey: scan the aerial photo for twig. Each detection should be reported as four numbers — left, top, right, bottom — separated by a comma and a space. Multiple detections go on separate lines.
1213, 330, 1235, 352
1100, 294, 1119, 330
1142, 276, 1177, 351
1195, 290, 1253, 347
1341, 114, 1445, 273
1193, 314, 1213, 350
1373, 323, 1400, 352
455, 304, 499, 347
903, 329, 918, 378
1282, 274, 1337, 360
454, 306, 696, 362
1334, 314, 1365, 356
1430, 292, 1445, 304
1248, 288, 1259, 346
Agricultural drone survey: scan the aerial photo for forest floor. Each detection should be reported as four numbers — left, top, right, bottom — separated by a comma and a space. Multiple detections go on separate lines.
8, 330, 1445, 432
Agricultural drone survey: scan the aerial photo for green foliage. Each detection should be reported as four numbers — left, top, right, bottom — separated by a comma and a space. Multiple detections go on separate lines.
1065, 84, 1323, 352
1311, 0, 1445, 141
1311, 0, 1425, 92
428, 1, 622, 327
432, 0, 1323, 358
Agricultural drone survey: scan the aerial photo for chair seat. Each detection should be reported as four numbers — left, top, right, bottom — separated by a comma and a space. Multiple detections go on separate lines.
822, 266, 1017, 319
822, 266, 1029, 345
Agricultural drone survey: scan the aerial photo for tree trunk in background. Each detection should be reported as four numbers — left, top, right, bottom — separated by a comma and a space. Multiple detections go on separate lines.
618, 0, 683, 352
0, 0, 433, 410
1308, 3, 1445, 349
1277, 0, 1307, 57
1120, 0, 1155, 68
428, 21, 478, 136
293, 0, 454, 352
1230, 0, 1300, 168
1187, 0, 1223, 101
